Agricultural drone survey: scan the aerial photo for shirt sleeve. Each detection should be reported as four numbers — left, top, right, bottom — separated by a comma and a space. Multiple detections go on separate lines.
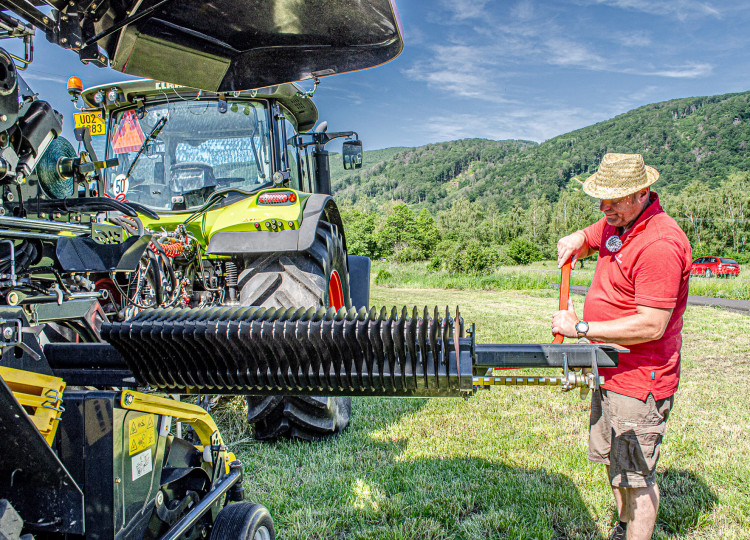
633, 239, 686, 309
583, 217, 606, 250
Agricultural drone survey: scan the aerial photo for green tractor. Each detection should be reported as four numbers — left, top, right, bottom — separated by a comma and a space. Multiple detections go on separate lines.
71, 77, 372, 440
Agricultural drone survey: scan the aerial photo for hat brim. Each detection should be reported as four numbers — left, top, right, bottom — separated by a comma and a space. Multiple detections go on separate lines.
582, 165, 659, 199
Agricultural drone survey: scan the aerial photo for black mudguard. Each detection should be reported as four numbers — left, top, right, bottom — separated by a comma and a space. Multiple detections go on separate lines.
347, 255, 370, 309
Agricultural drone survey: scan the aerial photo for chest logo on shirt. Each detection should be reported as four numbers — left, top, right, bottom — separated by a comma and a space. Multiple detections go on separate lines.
605, 235, 623, 253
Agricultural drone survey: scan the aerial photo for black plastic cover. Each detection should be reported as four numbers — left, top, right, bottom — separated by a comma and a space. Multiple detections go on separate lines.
55, 234, 151, 272
103, 0, 403, 91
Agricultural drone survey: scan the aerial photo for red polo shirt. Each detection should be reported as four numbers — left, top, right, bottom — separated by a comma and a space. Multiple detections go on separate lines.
582, 192, 692, 400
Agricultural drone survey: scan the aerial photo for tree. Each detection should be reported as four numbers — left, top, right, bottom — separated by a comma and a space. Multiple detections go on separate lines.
340, 207, 379, 258
414, 208, 441, 260
549, 189, 600, 243
377, 203, 421, 262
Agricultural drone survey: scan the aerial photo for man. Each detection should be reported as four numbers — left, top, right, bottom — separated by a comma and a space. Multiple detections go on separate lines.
551, 153, 692, 540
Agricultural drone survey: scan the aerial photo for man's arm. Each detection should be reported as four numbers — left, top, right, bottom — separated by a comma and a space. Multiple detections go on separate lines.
557, 230, 597, 268
552, 301, 673, 345
581, 305, 673, 345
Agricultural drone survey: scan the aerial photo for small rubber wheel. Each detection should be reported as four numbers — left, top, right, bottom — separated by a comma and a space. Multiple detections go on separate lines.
210, 502, 275, 540
705, 269, 712, 278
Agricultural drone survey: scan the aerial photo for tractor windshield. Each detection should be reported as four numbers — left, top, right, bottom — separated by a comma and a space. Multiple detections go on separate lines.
105, 100, 272, 211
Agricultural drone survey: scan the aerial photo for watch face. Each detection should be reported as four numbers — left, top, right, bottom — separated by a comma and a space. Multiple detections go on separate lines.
576, 321, 588, 334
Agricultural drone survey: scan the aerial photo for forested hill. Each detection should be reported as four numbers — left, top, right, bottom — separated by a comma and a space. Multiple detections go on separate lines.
331, 139, 538, 208
331, 90, 750, 212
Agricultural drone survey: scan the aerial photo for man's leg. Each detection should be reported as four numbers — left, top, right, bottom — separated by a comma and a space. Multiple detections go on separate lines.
619, 483, 660, 540
605, 393, 673, 540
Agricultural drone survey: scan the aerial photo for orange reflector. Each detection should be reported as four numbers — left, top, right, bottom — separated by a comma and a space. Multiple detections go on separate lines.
67, 76, 83, 95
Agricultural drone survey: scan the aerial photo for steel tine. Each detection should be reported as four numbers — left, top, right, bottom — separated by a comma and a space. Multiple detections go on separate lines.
430, 306, 440, 390
369, 308, 385, 391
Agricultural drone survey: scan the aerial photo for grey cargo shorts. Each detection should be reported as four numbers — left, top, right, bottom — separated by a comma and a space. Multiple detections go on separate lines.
589, 388, 674, 488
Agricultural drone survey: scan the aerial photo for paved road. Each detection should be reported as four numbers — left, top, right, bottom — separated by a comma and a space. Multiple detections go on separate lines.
563, 285, 750, 315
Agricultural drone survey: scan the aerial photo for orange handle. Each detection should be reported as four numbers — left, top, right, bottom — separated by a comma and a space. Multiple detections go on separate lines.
552, 258, 572, 344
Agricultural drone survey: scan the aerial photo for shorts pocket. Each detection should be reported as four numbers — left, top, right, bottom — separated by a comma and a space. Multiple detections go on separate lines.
614, 420, 666, 476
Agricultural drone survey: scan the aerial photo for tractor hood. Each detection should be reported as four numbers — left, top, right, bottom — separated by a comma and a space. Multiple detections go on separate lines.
47, 0, 403, 92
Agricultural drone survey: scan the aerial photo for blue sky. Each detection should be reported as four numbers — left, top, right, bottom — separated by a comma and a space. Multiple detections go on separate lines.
6, 0, 750, 151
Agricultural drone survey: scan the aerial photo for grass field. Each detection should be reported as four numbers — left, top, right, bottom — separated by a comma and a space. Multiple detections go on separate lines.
224, 286, 750, 539
371, 261, 750, 300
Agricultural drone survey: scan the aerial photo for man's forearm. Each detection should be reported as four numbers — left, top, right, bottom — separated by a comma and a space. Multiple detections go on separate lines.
574, 230, 596, 260
586, 312, 670, 345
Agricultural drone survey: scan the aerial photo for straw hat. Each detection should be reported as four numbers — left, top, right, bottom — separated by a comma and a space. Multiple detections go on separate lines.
582, 153, 659, 199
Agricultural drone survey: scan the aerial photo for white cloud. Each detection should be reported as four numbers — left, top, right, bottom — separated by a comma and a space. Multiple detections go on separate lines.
414, 104, 608, 144
402, 44, 513, 102
440, 0, 490, 21
610, 31, 653, 48
626, 63, 713, 78
584, 0, 722, 20
511, 0, 536, 21
20, 72, 67, 84
545, 38, 606, 68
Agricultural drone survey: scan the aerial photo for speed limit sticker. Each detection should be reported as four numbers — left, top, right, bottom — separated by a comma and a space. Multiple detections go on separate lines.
111, 173, 129, 200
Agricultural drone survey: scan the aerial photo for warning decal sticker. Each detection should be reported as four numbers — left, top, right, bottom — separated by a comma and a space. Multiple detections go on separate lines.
128, 414, 156, 456
132, 448, 153, 481
111, 110, 146, 154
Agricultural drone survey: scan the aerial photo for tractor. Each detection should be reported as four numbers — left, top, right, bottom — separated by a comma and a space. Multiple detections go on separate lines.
70, 77, 372, 442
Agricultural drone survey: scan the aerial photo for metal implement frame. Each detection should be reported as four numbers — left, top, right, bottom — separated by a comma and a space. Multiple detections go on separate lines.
40, 307, 621, 398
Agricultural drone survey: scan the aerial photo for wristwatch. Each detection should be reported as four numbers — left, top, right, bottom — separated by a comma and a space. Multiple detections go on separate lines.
575, 320, 589, 338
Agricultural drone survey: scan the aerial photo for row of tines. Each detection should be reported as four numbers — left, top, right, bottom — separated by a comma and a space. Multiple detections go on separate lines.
101, 305, 468, 394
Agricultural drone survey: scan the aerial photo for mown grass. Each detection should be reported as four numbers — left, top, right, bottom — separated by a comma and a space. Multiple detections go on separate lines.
372, 260, 750, 300
224, 286, 750, 539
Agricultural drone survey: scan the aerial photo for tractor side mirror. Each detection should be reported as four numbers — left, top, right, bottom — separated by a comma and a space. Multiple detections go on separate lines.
342, 140, 363, 170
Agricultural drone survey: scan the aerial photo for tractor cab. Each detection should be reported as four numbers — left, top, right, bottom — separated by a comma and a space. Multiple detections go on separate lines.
79, 80, 319, 212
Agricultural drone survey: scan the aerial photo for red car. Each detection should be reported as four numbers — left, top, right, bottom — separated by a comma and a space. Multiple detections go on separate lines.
690, 256, 741, 277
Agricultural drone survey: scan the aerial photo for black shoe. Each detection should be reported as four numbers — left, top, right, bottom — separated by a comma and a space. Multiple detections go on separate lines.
608, 522, 627, 540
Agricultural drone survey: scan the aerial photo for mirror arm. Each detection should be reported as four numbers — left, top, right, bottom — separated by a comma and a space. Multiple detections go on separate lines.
302, 131, 358, 148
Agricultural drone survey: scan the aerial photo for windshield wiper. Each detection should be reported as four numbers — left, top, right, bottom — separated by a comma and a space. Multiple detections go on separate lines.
125, 116, 168, 179
250, 106, 266, 180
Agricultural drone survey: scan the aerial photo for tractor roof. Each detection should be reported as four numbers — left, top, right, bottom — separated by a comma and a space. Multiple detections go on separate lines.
80, 79, 319, 132
53, 0, 403, 92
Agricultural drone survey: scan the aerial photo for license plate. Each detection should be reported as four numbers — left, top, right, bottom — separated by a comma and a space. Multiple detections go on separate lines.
74, 111, 106, 136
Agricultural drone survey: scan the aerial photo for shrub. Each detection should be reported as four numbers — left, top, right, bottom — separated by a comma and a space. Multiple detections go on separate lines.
463, 241, 499, 274
506, 238, 544, 265
374, 269, 392, 285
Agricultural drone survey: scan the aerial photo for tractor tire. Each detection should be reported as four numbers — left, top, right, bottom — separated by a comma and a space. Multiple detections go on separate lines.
238, 220, 352, 441
210, 502, 275, 540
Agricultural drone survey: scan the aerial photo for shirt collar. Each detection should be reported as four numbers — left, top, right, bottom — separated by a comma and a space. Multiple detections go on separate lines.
619, 191, 663, 242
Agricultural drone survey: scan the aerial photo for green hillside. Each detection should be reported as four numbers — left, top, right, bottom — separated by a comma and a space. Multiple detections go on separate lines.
332, 91, 750, 212
329, 146, 408, 182
331, 139, 537, 208
330, 91, 750, 266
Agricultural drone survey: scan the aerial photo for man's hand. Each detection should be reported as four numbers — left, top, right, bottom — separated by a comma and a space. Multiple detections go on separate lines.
557, 230, 587, 269
552, 298, 580, 338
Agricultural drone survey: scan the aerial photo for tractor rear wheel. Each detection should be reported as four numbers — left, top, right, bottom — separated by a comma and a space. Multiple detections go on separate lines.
239, 220, 352, 441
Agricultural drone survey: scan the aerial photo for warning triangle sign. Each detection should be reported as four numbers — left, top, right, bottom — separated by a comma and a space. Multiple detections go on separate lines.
112, 110, 146, 154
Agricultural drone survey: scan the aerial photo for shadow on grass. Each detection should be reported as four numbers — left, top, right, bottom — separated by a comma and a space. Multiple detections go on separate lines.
656, 469, 718, 537
241, 403, 604, 539
256, 452, 603, 540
